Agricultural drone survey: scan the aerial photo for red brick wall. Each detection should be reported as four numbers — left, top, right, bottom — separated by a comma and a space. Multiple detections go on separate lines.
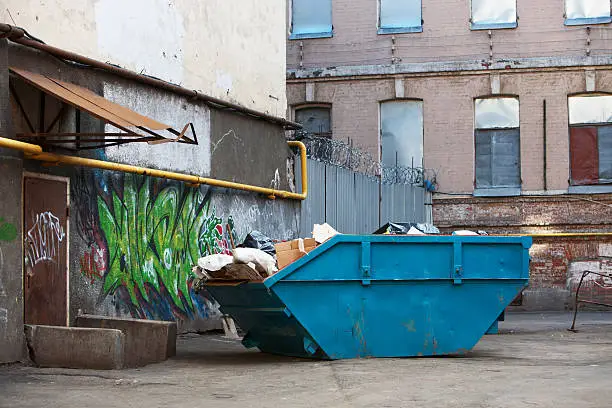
434, 195, 612, 309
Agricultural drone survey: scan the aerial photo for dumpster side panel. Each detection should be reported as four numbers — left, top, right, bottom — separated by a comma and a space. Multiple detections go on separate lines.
273, 280, 526, 358
205, 283, 327, 358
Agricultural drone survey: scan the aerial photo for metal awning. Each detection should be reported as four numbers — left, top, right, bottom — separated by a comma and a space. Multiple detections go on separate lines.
9, 67, 197, 149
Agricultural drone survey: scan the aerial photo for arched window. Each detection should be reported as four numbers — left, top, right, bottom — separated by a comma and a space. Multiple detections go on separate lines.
474, 97, 521, 194
380, 100, 423, 168
295, 106, 332, 138
568, 94, 612, 186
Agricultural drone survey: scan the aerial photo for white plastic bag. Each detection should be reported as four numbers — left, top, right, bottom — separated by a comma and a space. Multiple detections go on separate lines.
232, 247, 278, 277
193, 254, 234, 279
313, 223, 339, 244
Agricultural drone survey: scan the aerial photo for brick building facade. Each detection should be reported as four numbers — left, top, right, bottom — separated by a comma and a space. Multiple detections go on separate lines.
286, 0, 612, 309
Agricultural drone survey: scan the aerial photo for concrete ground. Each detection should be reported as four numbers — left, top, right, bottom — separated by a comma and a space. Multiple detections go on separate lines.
1, 312, 612, 408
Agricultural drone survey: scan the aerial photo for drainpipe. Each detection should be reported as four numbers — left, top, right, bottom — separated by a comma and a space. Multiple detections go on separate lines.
0, 23, 302, 131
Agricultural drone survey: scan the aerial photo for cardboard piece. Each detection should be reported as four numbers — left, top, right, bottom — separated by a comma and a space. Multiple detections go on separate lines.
275, 238, 317, 270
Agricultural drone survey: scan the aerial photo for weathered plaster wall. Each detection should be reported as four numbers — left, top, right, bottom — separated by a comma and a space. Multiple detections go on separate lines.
0, 39, 25, 363
2, 0, 287, 115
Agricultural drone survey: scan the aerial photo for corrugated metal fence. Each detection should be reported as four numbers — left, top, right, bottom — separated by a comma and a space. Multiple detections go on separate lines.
296, 159, 432, 236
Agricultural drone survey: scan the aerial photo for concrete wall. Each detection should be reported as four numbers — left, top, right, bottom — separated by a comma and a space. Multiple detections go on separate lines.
2, 0, 287, 115
288, 68, 603, 194
286, 0, 610, 69
1, 41, 299, 362
0, 39, 25, 363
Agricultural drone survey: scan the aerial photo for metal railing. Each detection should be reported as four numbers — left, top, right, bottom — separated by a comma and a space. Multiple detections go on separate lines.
569, 266, 612, 332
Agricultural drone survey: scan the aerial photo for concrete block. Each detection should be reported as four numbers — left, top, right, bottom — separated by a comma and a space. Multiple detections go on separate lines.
75, 315, 177, 368
517, 288, 571, 311
25, 325, 124, 370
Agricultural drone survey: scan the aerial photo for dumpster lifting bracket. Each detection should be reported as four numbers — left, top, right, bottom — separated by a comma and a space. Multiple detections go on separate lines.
361, 242, 372, 286
453, 241, 463, 285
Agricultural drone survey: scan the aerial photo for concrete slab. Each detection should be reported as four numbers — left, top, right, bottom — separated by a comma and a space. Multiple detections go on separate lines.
75, 315, 176, 368
24, 325, 124, 370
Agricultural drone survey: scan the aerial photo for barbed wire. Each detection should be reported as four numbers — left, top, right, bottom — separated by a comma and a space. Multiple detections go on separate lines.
289, 132, 437, 187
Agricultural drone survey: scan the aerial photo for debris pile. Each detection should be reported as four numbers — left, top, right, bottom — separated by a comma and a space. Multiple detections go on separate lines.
193, 224, 337, 286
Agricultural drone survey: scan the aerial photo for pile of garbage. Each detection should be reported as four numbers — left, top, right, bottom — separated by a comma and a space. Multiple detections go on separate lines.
192, 223, 339, 285
192, 222, 488, 286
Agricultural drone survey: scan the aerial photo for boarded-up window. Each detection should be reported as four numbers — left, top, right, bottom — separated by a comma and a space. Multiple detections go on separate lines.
566, 0, 611, 24
569, 95, 612, 185
291, 0, 333, 39
474, 97, 521, 189
380, 100, 424, 168
471, 0, 517, 29
379, 0, 422, 33
295, 107, 332, 138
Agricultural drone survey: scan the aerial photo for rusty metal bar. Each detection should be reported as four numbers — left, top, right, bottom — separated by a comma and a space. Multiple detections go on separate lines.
45, 104, 66, 133
569, 269, 612, 332
0, 23, 302, 131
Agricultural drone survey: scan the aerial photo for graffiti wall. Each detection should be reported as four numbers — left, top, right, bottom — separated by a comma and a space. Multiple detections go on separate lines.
73, 170, 237, 322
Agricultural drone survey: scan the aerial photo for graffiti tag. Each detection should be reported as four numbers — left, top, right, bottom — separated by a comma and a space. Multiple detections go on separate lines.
80, 246, 107, 284
25, 211, 66, 269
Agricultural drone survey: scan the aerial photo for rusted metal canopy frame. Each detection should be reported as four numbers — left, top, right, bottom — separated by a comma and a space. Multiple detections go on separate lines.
569, 265, 612, 332
9, 68, 198, 150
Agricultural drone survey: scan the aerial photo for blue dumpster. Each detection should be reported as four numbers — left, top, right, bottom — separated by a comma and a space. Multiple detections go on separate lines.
205, 234, 531, 359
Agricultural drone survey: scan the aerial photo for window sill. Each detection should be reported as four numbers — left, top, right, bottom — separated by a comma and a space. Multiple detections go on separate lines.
565, 16, 612, 26
473, 187, 521, 197
568, 185, 612, 194
377, 26, 423, 35
470, 22, 518, 30
289, 31, 333, 40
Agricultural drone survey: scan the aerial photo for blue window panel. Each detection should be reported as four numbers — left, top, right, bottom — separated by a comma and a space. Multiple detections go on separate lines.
379, 0, 422, 34
598, 125, 612, 181
471, 0, 517, 29
475, 129, 521, 189
290, 0, 333, 40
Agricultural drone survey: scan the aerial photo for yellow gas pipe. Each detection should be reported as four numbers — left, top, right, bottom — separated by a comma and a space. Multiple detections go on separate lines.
0, 137, 308, 200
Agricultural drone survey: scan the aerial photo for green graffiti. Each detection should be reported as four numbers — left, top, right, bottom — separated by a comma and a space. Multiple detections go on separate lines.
0, 218, 17, 242
97, 175, 233, 316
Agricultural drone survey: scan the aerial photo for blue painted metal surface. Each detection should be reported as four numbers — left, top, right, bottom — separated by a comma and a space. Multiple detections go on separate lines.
205, 235, 531, 359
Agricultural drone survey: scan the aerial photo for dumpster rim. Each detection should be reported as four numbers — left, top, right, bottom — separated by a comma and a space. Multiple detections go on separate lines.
265, 234, 533, 288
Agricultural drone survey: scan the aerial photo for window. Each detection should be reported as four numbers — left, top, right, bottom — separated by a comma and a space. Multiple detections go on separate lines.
474, 97, 521, 195
295, 106, 332, 138
565, 0, 612, 25
379, 0, 423, 34
568, 95, 612, 186
290, 0, 333, 39
470, 0, 517, 30
380, 100, 423, 169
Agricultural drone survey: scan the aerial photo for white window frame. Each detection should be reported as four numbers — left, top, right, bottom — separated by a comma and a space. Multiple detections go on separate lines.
564, 0, 612, 26
470, 0, 518, 30
289, 0, 333, 40
378, 0, 423, 35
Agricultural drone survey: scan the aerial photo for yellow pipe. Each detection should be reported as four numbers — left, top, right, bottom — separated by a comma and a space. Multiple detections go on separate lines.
521, 233, 612, 238
0, 137, 308, 200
